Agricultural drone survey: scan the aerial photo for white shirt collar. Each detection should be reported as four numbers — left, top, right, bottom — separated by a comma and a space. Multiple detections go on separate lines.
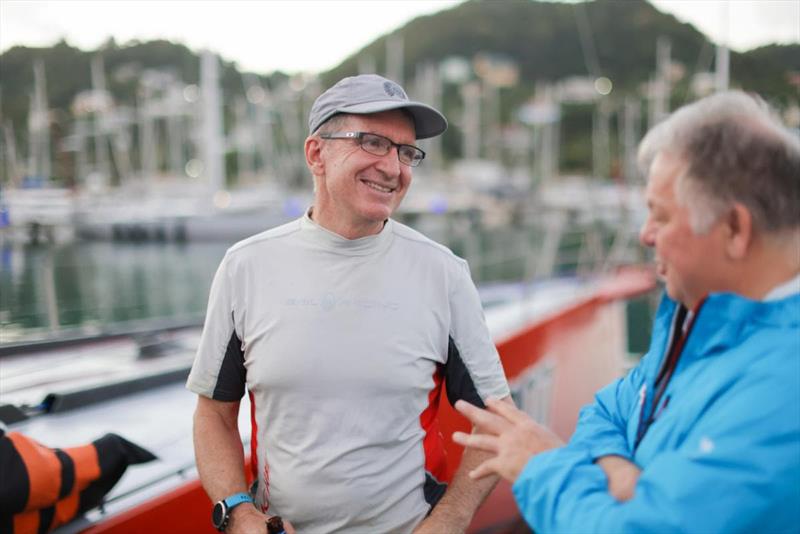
763, 272, 800, 301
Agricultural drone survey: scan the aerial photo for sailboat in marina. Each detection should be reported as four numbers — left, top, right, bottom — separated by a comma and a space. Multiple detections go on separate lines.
72, 51, 311, 243
0, 60, 76, 244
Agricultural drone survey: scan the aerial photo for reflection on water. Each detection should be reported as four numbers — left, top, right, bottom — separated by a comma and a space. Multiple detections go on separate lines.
0, 216, 623, 341
0, 241, 229, 339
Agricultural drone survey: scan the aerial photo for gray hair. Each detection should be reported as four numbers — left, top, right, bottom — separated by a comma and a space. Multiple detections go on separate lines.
638, 91, 800, 234
315, 113, 351, 135
315, 109, 417, 137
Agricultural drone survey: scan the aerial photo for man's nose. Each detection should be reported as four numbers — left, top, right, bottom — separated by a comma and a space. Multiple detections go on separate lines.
639, 218, 655, 247
374, 146, 402, 177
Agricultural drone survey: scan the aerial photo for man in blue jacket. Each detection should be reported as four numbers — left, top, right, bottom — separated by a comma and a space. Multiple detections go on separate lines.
453, 90, 800, 533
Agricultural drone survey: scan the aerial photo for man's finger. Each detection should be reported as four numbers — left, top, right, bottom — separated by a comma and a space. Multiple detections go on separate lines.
452, 431, 500, 453
454, 400, 508, 433
486, 397, 533, 426
452, 430, 470, 445
469, 460, 499, 480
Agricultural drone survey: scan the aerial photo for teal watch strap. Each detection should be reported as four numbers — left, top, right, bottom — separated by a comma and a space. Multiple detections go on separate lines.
224, 492, 254, 508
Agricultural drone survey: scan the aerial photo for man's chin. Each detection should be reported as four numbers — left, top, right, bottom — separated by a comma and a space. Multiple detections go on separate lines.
361, 204, 396, 222
664, 285, 694, 309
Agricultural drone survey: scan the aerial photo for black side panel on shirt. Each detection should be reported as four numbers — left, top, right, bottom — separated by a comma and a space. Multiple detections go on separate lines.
424, 471, 448, 510
212, 331, 247, 401
444, 336, 485, 409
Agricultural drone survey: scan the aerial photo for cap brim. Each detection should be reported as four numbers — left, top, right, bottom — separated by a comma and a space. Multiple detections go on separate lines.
338, 100, 448, 139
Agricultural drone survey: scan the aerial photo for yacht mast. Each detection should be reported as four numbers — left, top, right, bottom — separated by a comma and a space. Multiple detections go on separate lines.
28, 60, 51, 181
200, 50, 225, 194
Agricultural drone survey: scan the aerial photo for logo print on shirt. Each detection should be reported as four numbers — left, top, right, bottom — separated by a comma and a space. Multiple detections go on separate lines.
285, 293, 400, 312
321, 292, 336, 311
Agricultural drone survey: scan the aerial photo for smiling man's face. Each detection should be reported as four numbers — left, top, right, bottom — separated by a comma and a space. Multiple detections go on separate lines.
312, 110, 415, 239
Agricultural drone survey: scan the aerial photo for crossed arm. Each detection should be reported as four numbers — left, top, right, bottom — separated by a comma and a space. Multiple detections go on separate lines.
452, 383, 799, 534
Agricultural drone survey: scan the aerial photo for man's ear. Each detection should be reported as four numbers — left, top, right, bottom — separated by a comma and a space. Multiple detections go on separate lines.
724, 202, 753, 260
305, 136, 325, 176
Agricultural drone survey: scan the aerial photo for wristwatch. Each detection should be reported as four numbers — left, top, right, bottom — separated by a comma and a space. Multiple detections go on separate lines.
212, 492, 254, 532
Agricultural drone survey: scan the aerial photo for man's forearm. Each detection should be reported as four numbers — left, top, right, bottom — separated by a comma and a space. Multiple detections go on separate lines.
416, 396, 520, 533
194, 397, 276, 533
193, 397, 249, 501
416, 446, 498, 534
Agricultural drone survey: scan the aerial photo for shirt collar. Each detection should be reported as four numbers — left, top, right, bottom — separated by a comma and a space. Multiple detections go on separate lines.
300, 209, 393, 256
763, 272, 800, 301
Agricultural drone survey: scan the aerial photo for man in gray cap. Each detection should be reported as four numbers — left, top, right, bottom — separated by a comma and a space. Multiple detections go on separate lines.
189, 74, 511, 534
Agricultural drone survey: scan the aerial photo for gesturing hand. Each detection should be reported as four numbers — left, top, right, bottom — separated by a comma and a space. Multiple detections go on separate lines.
452, 398, 564, 483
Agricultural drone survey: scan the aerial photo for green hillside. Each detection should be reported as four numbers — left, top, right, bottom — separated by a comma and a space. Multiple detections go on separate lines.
326, 0, 797, 95
0, 39, 284, 139
0, 0, 797, 181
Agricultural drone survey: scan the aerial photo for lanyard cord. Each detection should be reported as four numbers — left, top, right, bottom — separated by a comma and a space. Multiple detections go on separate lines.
635, 299, 705, 450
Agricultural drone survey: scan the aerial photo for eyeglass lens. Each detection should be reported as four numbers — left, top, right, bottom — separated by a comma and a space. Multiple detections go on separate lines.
360, 133, 423, 166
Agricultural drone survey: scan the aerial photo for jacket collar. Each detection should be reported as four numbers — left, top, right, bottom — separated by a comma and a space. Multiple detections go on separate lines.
651, 290, 800, 365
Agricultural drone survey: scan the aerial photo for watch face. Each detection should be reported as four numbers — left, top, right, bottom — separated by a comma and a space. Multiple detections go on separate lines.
212, 501, 226, 529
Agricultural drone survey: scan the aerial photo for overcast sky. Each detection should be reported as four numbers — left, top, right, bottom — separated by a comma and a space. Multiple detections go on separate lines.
1, 0, 798, 75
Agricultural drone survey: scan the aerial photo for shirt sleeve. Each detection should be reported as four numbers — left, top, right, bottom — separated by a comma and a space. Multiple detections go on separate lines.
186, 252, 247, 401
568, 295, 676, 461
568, 362, 646, 460
444, 259, 510, 406
512, 357, 800, 533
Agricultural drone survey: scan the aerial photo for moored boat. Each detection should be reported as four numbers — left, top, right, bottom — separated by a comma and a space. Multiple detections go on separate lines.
1, 268, 655, 533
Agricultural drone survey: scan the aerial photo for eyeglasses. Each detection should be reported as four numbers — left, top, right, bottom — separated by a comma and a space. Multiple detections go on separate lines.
319, 131, 426, 167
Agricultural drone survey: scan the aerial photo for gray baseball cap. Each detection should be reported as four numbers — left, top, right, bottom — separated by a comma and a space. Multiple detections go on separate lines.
308, 74, 448, 139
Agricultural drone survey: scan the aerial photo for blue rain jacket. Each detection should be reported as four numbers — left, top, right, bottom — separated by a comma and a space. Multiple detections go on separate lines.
513, 291, 800, 533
